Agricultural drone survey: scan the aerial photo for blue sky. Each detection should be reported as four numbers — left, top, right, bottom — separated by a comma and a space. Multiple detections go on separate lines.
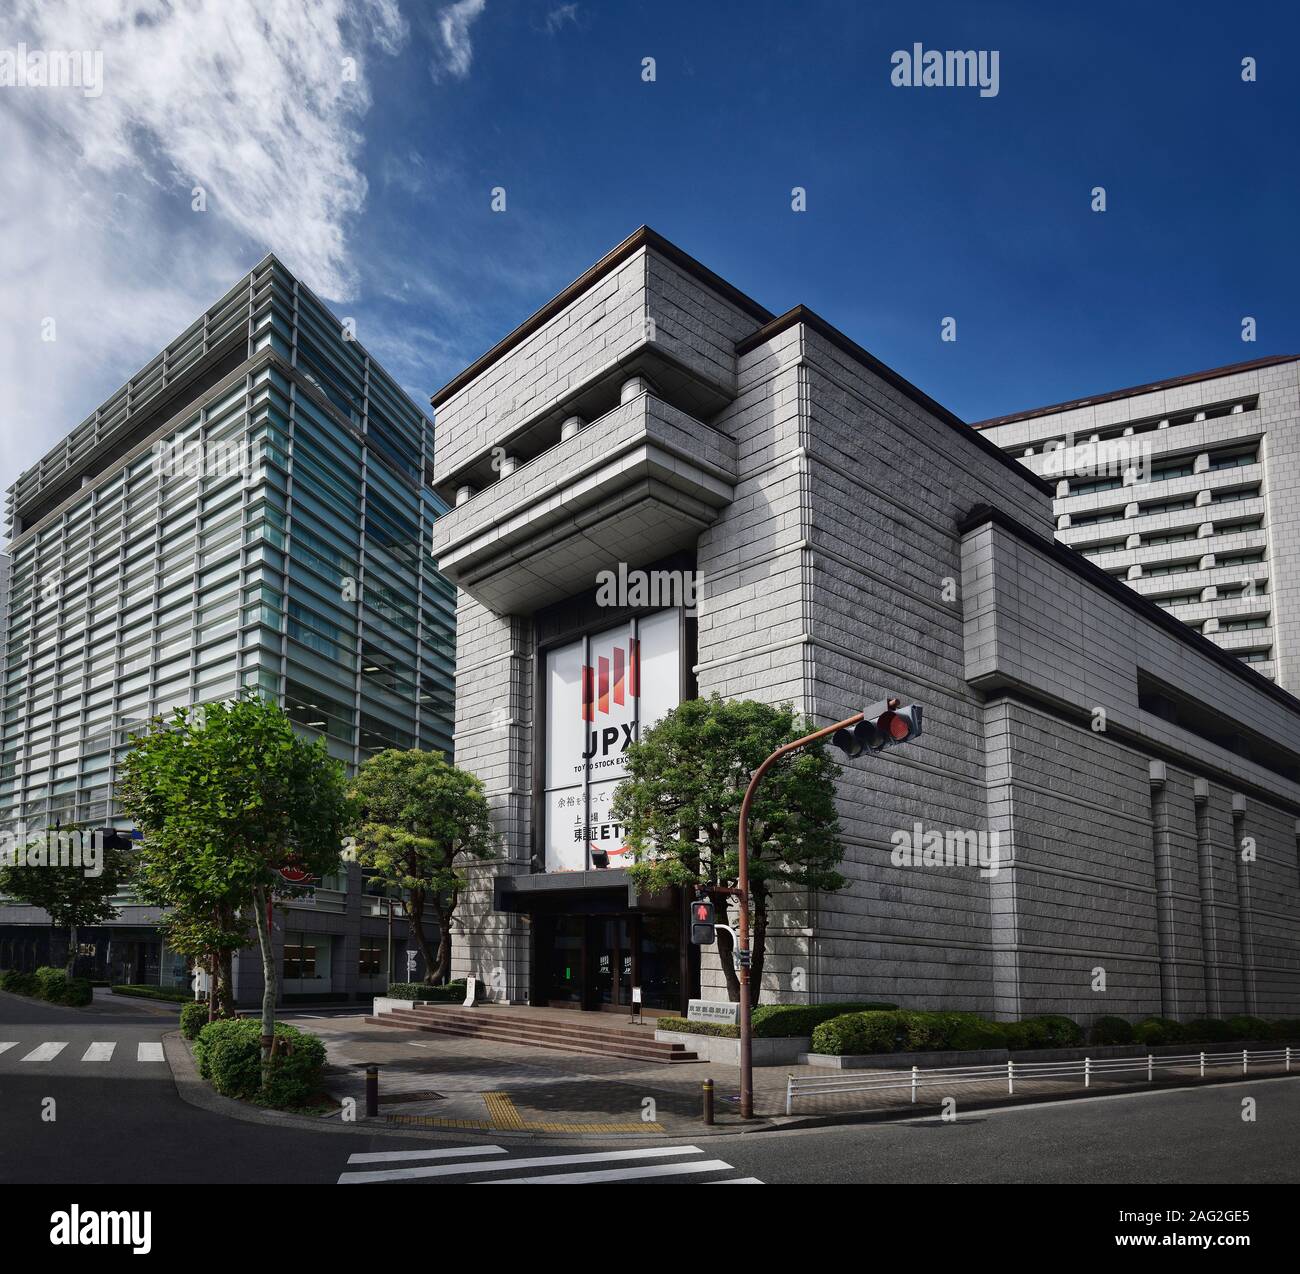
3, 0, 1298, 495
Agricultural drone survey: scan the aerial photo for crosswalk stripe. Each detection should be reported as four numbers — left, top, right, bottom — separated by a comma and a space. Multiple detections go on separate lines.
347, 1146, 508, 1165
137, 1042, 165, 1062
82, 1043, 116, 1062
0, 1043, 17, 1057
338, 1144, 703, 1185
21, 1042, 68, 1062
487, 1159, 737, 1185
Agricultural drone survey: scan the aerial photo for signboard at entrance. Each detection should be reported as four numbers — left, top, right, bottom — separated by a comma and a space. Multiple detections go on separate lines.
688, 999, 740, 1025
276, 865, 311, 884
463, 976, 478, 1007
542, 609, 681, 872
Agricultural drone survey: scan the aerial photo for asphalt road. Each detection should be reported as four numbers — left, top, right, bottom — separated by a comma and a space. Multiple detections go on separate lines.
2, 988, 1297, 1187
0, 989, 375, 1184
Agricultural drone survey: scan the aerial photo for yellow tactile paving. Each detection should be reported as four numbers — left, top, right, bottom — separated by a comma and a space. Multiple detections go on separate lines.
384, 1090, 665, 1134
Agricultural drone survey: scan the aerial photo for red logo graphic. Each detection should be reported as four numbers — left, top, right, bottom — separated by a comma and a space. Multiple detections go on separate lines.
581, 638, 640, 720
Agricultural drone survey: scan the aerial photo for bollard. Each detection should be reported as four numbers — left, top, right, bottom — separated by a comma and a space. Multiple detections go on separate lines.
702, 1078, 714, 1126
365, 1065, 379, 1118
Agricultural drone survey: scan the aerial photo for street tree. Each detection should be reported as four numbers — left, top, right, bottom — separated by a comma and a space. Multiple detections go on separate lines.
348, 748, 495, 986
612, 694, 846, 1006
117, 695, 350, 1083
0, 825, 136, 975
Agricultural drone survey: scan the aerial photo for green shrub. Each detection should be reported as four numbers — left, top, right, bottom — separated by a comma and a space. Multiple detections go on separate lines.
751, 1001, 897, 1039
1225, 1015, 1271, 1041
933, 1012, 1008, 1051
1090, 1015, 1134, 1046
194, 1018, 325, 1107
1132, 1016, 1183, 1046
1, 969, 39, 996
654, 1017, 739, 1038
1183, 1018, 1233, 1044
1005, 1014, 1084, 1050
24, 966, 92, 1006
181, 1001, 224, 1041
811, 1010, 903, 1056
1269, 1019, 1300, 1041
111, 984, 192, 1003
385, 981, 467, 1002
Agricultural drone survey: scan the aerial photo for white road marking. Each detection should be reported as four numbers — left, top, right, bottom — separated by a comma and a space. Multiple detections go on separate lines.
487, 1159, 737, 1185
337, 1144, 703, 1185
137, 1042, 165, 1062
0, 1043, 18, 1057
82, 1042, 116, 1062
346, 1146, 507, 1165
706, 1177, 764, 1184
21, 1042, 68, 1062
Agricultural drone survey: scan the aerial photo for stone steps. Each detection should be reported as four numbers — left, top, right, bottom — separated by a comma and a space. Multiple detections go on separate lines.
365, 1005, 699, 1064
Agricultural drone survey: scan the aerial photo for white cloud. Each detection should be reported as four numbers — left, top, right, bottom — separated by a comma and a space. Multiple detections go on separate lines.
429, 0, 487, 82
0, 0, 407, 504
545, 4, 580, 35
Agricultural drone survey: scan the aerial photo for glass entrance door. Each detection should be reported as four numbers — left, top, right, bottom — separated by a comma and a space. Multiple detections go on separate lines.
590, 917, 633, 1008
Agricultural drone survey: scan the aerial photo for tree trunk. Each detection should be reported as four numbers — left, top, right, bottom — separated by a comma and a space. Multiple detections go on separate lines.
66, 924, 77, 976
432, 912, 453, 986
716, 909, 742, 1004
218, 948, 234, 1017
405, 887, 439, 985
252, 886, 277, 1088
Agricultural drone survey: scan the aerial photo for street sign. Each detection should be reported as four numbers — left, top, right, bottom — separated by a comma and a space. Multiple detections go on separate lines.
405, 949, 417, 978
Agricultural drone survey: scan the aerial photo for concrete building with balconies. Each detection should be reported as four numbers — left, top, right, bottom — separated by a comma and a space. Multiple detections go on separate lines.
972, 357, 1300, 691
430, 228, 1300, 1026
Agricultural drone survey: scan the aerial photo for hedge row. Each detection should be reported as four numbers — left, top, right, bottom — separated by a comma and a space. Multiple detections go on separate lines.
111, 984, 191, 1003
657, 1001, 899, 1040
811, 1010, 1060, 1056
1, 966, 93, 1006
385, 980, 467, 1002
193, 1018, 326, 1108
813, 1010, 1300, 1056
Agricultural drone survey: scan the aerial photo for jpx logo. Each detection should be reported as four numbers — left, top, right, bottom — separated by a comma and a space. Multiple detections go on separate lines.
581, 639, 639, 722
890, 43, 1000, 98
50, 1206, 151, 1254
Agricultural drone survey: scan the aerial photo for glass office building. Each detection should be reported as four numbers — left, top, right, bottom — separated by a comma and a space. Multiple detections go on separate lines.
0, 257, 455, 1001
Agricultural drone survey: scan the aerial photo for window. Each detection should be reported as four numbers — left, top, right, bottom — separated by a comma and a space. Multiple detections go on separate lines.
283, 940, 317, 980
359, 943, 383, 978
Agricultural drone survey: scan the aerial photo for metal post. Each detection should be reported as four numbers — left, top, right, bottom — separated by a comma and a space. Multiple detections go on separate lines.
784, 1075, 793, 1118
1007, 1060, 1014, 1094
736, 710, 866, 1121
1200, 1051, 1205, 1078
911, 1065, 918, 1103
1147, 1055, 1153, 1081
365, 1065, 379, 1118
1242, 1049, 1248, 1075
702, 1078, 714, 1125
1085, 1057, 1091, 1088
1287, 1047, 1292, 1073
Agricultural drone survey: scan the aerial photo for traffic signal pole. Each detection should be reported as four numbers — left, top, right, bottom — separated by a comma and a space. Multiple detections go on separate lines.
736, 709, 866, 1120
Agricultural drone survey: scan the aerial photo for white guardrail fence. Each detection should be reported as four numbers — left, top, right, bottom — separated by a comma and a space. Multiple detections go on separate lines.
785, 1047, 1295, 1116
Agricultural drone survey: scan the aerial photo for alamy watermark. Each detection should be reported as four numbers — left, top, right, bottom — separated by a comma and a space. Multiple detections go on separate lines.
595, 564, 703, 612
0, 44, 103, 98
152, 435, 253, 483
1042, 432, 1153, 483
890, 821, 1001, 878
0, 827, 107, 877
891, 44, 1000, 98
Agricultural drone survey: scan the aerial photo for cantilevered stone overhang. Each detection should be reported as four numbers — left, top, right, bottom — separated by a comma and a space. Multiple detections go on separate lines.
428, 389, 736, 612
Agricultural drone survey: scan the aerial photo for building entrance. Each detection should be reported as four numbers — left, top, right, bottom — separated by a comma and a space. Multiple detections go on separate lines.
533, 909, 687, 1013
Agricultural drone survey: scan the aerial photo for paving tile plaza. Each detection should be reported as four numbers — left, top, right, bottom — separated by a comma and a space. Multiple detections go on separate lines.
300, 1012, 1298, 1134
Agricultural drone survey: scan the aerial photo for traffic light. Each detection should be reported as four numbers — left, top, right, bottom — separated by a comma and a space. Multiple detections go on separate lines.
690, 897, 716, 945
832, 697, 924, 758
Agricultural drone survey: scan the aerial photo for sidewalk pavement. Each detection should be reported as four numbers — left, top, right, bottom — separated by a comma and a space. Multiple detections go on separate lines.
299, 1011, 1300, 1137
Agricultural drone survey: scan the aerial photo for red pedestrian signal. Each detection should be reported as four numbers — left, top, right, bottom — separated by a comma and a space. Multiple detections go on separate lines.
691, 897, 716, 945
